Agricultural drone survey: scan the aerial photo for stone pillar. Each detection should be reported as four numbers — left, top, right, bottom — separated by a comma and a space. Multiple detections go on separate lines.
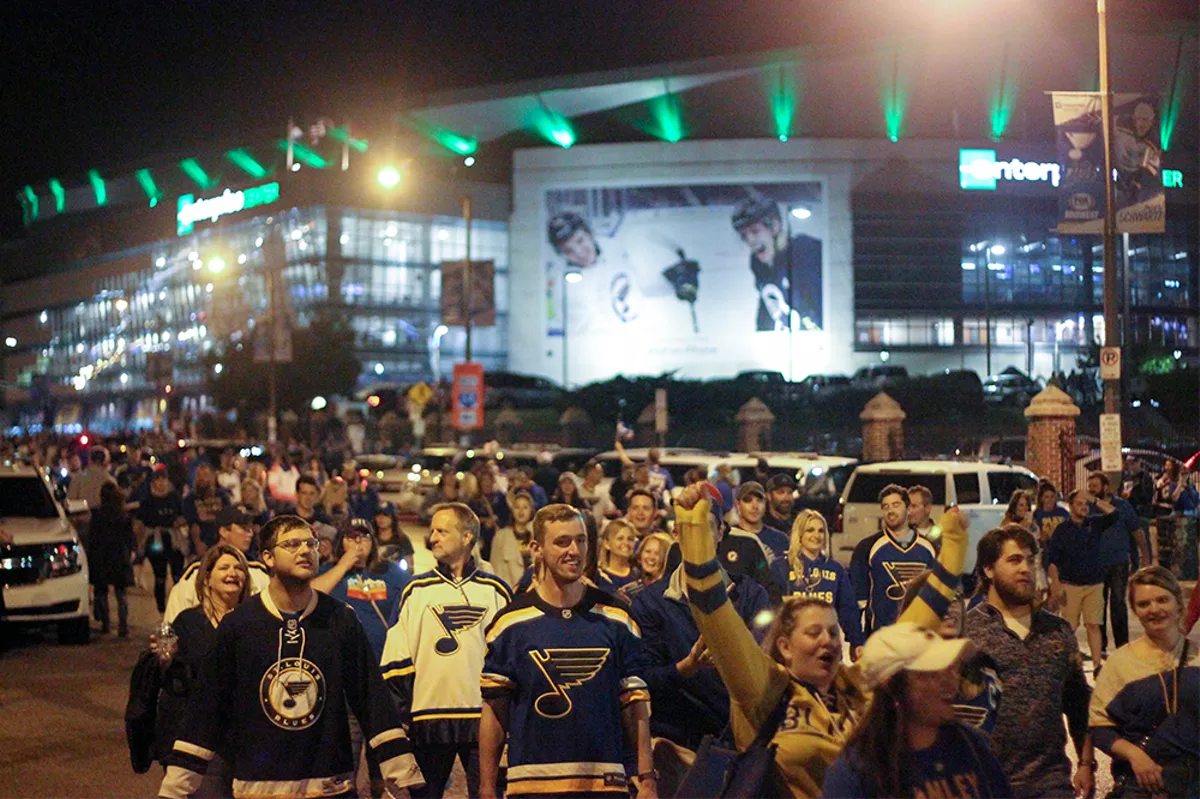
636, 403, 661, 445
1024, 384, 1080, 493
493, 407, 523, 447
859, 392, 906, 461
559, 406, 592, 447
736, 398, 775, 452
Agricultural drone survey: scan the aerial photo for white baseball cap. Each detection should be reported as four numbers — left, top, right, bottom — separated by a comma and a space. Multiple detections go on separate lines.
859, 622, 971, 688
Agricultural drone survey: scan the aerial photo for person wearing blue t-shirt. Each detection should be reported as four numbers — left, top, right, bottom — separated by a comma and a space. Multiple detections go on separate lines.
595, 519, 640, 596
1046, 488, 1120, 671
821, 623, 1012, 799
785, 509, 864, 656
1086, 471, 1148, 655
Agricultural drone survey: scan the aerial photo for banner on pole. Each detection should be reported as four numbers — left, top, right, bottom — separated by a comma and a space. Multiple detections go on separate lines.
441, 260, 496, 327
452, 362, 485, 431
1051, 91, 1164, 234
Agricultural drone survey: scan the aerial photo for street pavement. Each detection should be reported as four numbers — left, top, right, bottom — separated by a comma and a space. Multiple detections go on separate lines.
0, 518, 1189, 798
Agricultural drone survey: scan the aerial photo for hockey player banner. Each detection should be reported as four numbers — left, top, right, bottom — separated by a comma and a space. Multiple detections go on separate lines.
1052, 91, 1164, 234
544, 181, 825, 384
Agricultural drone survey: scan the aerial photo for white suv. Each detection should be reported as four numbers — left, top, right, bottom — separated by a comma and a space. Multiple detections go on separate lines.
0, 462, 92, 643
835, 460, 1038, 572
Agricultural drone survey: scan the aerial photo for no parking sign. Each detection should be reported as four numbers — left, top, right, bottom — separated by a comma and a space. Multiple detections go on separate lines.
452, 363, 485, 431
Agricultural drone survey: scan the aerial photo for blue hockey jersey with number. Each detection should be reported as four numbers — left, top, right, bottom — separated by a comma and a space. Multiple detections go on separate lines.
849, 529, 937, 632
480, 586, 649, 797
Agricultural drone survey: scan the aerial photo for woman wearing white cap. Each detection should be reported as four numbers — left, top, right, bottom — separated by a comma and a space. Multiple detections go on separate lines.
821, 623, 1012, 798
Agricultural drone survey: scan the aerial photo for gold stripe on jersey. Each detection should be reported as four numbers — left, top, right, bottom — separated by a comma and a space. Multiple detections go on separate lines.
484, 606, 544, 644
586, 604, 641, 638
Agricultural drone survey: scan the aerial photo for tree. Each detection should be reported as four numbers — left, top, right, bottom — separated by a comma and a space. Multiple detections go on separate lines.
204, 309, 362, 414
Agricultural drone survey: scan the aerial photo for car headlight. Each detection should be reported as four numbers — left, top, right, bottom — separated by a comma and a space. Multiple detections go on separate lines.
46, 542, 83, 578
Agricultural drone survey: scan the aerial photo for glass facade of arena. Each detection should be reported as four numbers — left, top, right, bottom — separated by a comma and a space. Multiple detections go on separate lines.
853, 196, 1197, 355
19, 206, 508, 429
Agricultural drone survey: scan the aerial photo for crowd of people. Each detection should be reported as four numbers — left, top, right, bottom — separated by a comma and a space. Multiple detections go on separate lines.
7, 432, 1197, 798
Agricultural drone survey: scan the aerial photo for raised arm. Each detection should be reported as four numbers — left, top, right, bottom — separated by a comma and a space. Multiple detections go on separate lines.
674, 488, 789, 735
897, 509, 967, 628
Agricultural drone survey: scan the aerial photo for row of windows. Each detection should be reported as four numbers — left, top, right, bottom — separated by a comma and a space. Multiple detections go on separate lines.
856, 312, 1195, 349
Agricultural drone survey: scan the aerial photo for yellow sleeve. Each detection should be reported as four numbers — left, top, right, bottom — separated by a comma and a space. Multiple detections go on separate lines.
897, 509, 967, 629
677, 498, 790, 739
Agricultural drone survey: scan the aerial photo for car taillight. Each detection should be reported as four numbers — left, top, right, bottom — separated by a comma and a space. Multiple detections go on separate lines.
834, 504, 844, 533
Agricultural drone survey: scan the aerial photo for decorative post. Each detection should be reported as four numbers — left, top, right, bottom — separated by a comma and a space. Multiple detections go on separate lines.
859, 392, 906, 461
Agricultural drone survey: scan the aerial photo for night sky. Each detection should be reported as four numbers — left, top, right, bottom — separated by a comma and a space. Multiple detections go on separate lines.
2, 0, 1196, 237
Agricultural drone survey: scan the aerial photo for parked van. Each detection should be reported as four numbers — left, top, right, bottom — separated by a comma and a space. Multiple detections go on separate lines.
835, 460, 1038, 572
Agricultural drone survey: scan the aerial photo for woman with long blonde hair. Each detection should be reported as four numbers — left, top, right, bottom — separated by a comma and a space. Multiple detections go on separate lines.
596, 518, 639, 595
786, 508, 865, 657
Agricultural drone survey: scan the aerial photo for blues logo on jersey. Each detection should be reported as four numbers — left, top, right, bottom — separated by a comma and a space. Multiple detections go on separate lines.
432, 604, 488, 655
530, 648, 610, 718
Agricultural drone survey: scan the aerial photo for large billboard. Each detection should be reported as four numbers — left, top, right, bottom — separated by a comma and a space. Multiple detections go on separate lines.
544, 181, 825, 384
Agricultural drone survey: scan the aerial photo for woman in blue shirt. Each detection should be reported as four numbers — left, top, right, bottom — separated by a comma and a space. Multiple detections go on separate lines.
787, 509, 865, 657
822, 623, 1012, 799
595, 518, 640, 595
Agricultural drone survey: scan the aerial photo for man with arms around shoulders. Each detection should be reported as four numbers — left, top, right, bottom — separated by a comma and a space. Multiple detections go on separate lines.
163, 505, 271, 624
964, 526, 1096, 799
850, 484, 936, 633
159, 516, 424, 799
479, 504, 656, 799
381, 503, 512, 799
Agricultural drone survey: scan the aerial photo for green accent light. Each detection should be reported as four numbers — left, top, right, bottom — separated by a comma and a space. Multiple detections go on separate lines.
21, 185, 38, 223
48, 179, 65, 213
405, 116, 477, 156
770, 64, 797, 142
277, 140, 329, 168
881, 51, 907, 142
88, 170, 107, 207
988, 43, 1018, 141
180, 158, 216, 188
328, 127, 369, 153
648, 84, 685, 143
531, 102, 575, 148
176, 181, 280, 236
135, 169, 162, 208
1163, 169, 1183, 188
226, 149, 269, 179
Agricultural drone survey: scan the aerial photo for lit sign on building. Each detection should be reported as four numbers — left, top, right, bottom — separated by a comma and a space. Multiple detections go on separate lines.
1163, 169, 1183, 189
960, 149, 1061, 190
176, 182, 280, 235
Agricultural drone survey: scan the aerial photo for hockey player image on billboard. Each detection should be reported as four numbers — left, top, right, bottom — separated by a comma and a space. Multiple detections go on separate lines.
543, 181, 825, 383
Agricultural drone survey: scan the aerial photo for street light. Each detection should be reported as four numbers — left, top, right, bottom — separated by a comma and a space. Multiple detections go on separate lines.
377, 167, 401, 188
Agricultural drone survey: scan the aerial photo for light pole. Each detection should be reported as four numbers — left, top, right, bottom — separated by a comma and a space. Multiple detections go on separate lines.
1097, 0, 1120, 422
462, 195, 473, 362
564, 267, 582, 387
981, 243, 1005, 376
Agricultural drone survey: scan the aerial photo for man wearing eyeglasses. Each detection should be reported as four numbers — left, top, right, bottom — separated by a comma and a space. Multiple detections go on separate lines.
160, 516, 425, 799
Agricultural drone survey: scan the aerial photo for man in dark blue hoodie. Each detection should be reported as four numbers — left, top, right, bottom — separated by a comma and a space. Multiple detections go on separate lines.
630, 500, 771, 750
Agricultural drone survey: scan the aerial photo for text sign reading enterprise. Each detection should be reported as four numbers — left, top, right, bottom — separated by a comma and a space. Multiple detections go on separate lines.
177, 182, 280, 235
959, 149, 1061, 190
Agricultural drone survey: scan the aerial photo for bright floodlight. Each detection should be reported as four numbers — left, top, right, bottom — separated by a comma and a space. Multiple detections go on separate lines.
374, 362, 385, 375
311, 396, 327, 411
464, 156, 476, 167
989, 244, 1006, 256
565, 269, 583, 284
377, 167, 401, 188
207, 256, 226, 274
790, 207, 812, 220
4, 337, 16, 348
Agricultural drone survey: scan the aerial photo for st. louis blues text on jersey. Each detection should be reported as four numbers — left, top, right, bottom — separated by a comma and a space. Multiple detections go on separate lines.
380, 561, 511, 744
849, 529, 937, 632
788, 553, 864, 648
480, 587, 649, 797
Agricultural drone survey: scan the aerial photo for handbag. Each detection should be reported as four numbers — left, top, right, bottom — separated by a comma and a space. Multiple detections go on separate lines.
673, 686, 790, 798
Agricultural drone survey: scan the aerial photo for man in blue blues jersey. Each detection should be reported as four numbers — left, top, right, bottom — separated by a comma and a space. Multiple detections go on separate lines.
479, 504, 656, 799
850, 483, 937, 632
